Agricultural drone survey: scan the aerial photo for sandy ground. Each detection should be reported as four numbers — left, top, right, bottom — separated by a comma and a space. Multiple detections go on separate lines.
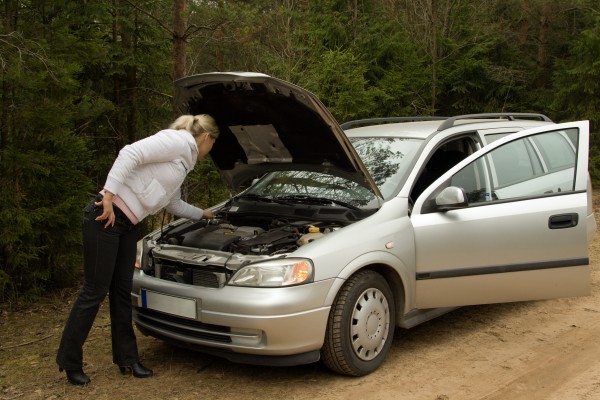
2, 216, 600, 400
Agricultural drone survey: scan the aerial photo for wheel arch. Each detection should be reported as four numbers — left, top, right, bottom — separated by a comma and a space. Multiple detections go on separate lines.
323, 252, 411, 325
363, 263, 406, 326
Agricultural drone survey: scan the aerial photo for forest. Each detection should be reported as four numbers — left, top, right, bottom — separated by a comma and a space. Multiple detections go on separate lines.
1, 0, 599, 302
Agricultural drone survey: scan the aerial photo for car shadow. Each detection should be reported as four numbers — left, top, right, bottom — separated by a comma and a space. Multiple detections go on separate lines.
137, 300, 538, 383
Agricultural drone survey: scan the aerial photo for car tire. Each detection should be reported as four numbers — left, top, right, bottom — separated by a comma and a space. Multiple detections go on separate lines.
321, 269, 395, 376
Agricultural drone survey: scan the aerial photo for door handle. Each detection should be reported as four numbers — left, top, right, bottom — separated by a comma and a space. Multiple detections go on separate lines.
548, 213, 579, 229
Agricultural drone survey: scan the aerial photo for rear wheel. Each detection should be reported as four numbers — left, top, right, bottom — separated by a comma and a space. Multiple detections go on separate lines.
321, 270, 396, 376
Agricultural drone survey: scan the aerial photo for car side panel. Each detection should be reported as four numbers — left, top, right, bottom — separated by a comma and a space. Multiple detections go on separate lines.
416, 265, 589, 308
413, 193, 590, 308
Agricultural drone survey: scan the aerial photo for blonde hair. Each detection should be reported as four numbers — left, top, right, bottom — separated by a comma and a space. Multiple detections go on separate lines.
170, 114, 220, 139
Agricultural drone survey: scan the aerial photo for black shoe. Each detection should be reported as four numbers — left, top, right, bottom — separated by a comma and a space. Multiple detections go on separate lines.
59, 367, 91, 385
119, 362, 153, 378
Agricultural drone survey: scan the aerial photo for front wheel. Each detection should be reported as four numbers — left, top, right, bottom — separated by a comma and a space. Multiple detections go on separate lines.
321, 270, 396, 376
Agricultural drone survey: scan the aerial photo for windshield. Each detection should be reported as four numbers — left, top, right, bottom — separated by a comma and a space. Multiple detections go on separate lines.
350, 137, 423, 198
246, 170, 376, 207
244, 137, 423, 206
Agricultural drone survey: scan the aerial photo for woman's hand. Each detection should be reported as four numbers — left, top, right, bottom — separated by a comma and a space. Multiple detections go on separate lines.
202, 210, 215, 219
95, 191, 115, 228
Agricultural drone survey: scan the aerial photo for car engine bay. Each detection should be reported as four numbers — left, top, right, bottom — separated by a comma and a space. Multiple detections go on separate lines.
139, 198, 374, 288
157, 216, 341, 256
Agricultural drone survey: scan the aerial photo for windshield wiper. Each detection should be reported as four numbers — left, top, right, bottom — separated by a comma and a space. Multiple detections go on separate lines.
276, 194, 360, 210
238, 193, 293, 205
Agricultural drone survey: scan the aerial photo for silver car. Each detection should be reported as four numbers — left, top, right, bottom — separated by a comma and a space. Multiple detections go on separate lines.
131, 72, 595, 376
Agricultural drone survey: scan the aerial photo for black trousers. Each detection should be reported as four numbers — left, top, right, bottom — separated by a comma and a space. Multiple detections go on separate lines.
56, 198, 139, 370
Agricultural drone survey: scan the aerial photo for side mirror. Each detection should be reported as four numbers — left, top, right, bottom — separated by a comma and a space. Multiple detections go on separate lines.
435, 186, 468, 211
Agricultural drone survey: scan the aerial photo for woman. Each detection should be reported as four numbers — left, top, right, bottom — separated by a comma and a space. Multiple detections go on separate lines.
56, 114, 219, 385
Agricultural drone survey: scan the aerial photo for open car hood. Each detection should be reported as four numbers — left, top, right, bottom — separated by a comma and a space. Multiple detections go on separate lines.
174, 72, 382, 197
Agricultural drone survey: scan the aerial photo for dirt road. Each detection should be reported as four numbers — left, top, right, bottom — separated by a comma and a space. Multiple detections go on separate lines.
2, 229, 600, 400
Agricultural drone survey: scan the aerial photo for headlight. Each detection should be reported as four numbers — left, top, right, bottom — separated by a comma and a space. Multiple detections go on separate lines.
229, 258, 313, 287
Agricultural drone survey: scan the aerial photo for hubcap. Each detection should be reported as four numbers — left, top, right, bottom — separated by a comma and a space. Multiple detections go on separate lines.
350, 288, 390, 361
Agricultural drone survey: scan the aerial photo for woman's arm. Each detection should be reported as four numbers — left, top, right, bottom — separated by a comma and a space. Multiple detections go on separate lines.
164, 187, 214, 220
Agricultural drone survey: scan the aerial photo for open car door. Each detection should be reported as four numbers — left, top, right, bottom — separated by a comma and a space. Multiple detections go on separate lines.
412, 121, 592, 308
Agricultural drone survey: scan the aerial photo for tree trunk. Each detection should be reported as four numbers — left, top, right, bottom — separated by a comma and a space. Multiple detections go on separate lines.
173, 0, 187, 116
519, 0, 530, 45
430, 0, 438, 112
536, 1, 551, 87
123, 12, 137, 143
173, 0, 187, 82
112, 0, 124, 152
1, 0, 18, 150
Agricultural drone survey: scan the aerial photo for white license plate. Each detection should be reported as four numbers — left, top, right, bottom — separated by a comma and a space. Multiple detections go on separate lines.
141, 289, 197, 319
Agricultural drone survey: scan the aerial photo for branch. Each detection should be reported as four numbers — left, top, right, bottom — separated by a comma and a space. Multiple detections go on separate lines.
120, 86, 173, 99
0, 32, 57, 80
0, 334, 53, 350
184, 23, 217, 37
183, 20, 229, 41
122, 0, 175, 36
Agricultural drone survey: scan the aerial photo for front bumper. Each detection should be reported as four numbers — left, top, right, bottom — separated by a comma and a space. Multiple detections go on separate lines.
131, 270, 335, 365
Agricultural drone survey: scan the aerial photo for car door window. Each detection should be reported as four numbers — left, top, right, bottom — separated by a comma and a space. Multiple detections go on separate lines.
530, 132, 576, 172
489, 138, 544, 187
411, 136, 478, 201
444, 128, 578, 205
448, 157, 490, 203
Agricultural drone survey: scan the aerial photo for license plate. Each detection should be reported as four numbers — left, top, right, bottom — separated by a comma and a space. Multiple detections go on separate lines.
141, 289, 197, 319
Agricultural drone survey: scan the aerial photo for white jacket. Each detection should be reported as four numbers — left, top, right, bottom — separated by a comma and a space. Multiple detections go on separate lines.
103, 129, 204, 222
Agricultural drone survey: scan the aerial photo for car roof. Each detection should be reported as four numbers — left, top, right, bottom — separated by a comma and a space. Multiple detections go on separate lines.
345, 120, 445, 139
343, 114, 555, 140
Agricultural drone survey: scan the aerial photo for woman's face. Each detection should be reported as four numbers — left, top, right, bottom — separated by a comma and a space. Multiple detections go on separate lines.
196, 132, 216, 160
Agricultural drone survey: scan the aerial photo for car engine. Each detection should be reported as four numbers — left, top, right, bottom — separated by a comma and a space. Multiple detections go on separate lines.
157, 217, 340, 256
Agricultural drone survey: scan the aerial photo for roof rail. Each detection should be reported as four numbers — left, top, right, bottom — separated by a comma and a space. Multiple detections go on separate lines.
437, 113, 553, 132
341, 116, 447, 130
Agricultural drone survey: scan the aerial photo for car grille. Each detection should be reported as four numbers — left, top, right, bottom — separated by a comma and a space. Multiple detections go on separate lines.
135, 308, 232, 343
154, 258, 228, 288
192, 270, 220, 287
